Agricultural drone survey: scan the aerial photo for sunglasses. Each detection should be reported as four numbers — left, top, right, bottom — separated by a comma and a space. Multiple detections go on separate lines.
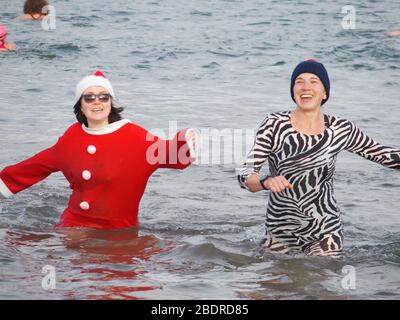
82, 93, 111, 103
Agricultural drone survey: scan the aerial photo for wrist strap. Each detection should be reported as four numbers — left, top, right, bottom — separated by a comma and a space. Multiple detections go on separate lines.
259, 176, 269, 190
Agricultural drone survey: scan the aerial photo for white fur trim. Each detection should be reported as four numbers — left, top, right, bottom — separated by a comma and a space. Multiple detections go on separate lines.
75, 75, 115, 103
82, 119, 131, 135
0, 178, 13, 198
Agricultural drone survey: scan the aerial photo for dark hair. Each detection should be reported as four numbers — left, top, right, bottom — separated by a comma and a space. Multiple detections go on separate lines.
23, 0, 49, 14
73, 98, 124, 127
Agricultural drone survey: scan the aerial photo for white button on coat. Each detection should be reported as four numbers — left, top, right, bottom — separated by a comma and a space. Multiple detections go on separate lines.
80, 201, 90, 210
82, 170, 91, 180
87, 145, 96, 154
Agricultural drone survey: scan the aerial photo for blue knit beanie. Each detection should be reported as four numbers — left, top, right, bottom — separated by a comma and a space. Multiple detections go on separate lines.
290, 59, 330, 105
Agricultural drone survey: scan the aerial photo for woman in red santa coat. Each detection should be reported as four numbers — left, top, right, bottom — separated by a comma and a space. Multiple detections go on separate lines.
0, 71, 198, 230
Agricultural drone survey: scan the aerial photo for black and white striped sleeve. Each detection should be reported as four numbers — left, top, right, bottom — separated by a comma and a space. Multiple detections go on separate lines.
345, 120, 400, 170
237, 115, 276, 190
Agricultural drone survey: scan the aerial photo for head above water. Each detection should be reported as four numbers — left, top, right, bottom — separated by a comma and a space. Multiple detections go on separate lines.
290, 59, 330, 105
74, 70, 123, 127
23, 0, 49, 14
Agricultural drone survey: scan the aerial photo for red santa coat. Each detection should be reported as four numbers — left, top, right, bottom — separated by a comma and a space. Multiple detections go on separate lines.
0, 119, 192, 229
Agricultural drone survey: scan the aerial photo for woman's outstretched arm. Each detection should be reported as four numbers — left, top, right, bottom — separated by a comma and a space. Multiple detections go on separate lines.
0, 143, 61, 198
146, 128, 198, 170
344, 121, 400, 169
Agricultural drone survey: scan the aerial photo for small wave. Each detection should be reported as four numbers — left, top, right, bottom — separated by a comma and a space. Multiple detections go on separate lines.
247, 21, 271, 26
330, 38, 400, 69
172, 242, 257, 267
22, 48, 58, 60
352, 63, 375, 70
1, 13, 15, 18
190, 10, 213, 17
202, 62, 221, 69
71, 22, 96, 28
207, 50, 245, 58
72, 15, 99, 21
83, 44, 97, 50
345, 241, 400, 263
23, 88, 44, 93
379, 182, 400, 188
48, 44, 81, 52
271, 61, 286, 66
111, 11, 134, 16
70, 16, 97, 27
157, 51, 178, 61
134, 62, 152, 69
129, 50, 146, 56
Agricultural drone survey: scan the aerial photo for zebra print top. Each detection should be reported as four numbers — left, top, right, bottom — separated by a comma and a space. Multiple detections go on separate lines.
238, 111, 400, 253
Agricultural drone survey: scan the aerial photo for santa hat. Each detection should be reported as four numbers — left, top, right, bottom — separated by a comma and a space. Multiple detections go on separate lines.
75, 71, 115, 103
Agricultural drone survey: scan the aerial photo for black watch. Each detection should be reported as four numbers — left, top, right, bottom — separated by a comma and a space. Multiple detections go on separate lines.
259, 176, 270, 190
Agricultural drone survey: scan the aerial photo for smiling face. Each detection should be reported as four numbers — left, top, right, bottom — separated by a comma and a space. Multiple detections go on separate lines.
293, 73, 327, 111
80, 86, 112, 128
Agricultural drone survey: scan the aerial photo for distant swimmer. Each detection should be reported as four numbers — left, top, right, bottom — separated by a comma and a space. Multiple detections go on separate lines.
238, 59, 400, 257
17, 0, 49, 21
0, 25, 16, 52
387, 30, 400, 37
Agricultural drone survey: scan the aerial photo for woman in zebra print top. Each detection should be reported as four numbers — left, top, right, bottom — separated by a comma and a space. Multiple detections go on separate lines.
238, 60, 400, 257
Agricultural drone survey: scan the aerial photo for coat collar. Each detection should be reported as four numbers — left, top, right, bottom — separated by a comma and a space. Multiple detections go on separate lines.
81, 119, 131, 135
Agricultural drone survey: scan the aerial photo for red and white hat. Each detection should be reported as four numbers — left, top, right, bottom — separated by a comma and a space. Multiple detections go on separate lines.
75, 71, 115, 103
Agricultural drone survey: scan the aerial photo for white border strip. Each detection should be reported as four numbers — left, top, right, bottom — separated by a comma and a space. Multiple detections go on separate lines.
0, 178, 13, 198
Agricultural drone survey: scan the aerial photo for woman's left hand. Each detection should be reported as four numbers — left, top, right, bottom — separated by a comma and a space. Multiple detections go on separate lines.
185, 129, 200, 162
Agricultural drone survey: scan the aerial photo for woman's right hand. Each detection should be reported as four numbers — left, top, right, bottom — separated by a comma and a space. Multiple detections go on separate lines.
263, 176, 293, 192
